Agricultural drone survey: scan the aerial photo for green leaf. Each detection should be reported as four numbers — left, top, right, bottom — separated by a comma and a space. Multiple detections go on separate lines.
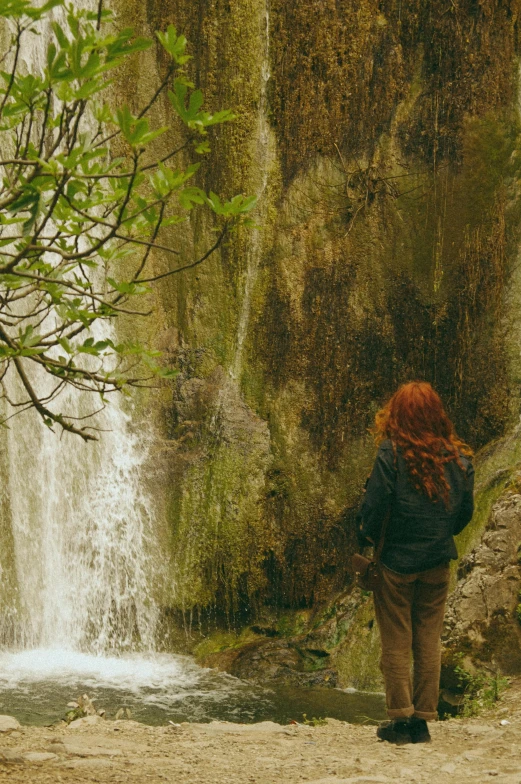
0, 0, 62, 20
168, 81, 234, 131
194, 140, 211, 154
46, 42, 56, 71
51, 21, 69, 50
8, 186, 41, 235
58, 337, 72, 354
156, 367, 179, 379
200, 109, 236, 127
179, 186, 206, 210
206, 191, 223, 214
156, 25, 190, 65
105, 29, 152, 63
115, 106, 164, 146
188, 89, 203, 117
19, 324, 42, 348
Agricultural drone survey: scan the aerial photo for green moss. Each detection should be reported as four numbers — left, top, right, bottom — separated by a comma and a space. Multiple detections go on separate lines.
163, 377, 272, 615
193, 628, 261, 660
276, 611, 310, 637
334, 597, 383, 691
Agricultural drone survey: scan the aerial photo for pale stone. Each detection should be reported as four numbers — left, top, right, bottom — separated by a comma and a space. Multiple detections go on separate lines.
463, 748, 485, 759
22, 752, 58, 763
62, 758, 115, 770
68, 715, 104, 729
306, 780, 358, 784
307, 780, 388, 784
112, 720, 143, 729
465, 724, 496, 735
46, 741, 66, 753
0, 749, 24, 763
202, 720, 293, 734
60, 739, 123, 757
0, 715, 21, 733
344, 779, 389, 784
308, 779, 389, 784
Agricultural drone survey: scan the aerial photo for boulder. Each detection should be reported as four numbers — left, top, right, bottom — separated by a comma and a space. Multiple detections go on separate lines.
68, 715, 105, 729
0, 749, 23, 763
201, 637, 337, 687
0, 715, 20, 733
21, 752, 58, 763
444, 490, 521, 673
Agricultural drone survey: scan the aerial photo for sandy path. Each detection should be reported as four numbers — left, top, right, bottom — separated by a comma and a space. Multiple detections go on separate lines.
0, 680, 520, 784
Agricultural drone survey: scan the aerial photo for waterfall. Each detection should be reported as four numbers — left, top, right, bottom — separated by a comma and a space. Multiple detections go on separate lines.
5, 368, 158, 653
230, 0, 274, 382
0, 1, 160, 656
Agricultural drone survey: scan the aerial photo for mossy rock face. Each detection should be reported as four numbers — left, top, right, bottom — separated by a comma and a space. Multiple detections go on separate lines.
445, 462, 521, 675
162, 367, 272, 614
198, 638, 338, 687
270, 0, 520, 180
111, 1, 521, 625
332, 598, 383, 691
191, 588, 382, 689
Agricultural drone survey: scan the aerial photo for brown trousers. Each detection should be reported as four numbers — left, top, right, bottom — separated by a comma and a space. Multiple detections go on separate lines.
373, 562, 450, 721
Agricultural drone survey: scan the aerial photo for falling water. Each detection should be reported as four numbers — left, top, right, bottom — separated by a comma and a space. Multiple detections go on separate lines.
5, 367, 158, 653
0, 0, 159, 656
230, 0, 274, 381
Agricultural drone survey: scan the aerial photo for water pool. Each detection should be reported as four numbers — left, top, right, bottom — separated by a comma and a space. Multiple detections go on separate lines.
0, 649, 385, 726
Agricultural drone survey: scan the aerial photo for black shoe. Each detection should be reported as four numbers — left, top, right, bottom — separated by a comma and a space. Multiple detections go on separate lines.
409, 717, 431, 743
376, 719, 412, 745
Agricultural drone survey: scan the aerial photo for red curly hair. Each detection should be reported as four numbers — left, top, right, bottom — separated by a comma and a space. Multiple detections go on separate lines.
374, 382, 472, 506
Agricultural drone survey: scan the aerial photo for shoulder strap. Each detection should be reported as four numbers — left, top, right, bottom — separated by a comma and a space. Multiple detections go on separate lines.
375, 440, 397, 562
375, 507, 390, 561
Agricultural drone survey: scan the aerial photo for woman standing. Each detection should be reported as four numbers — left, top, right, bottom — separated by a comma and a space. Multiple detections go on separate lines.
357, 382, 474, 744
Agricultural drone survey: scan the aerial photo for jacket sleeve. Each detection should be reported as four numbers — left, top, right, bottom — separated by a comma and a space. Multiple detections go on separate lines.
453, 460, 474, 536
356, 444, 396, 549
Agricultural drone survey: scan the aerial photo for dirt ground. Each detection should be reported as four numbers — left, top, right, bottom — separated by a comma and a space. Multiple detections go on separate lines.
0, 680, 521, 784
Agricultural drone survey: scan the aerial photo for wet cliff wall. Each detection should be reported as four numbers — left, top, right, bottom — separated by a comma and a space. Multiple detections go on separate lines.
116, 0, 521, 624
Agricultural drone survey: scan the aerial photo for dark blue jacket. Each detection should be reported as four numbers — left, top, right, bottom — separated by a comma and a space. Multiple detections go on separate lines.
356, 439, 474, 574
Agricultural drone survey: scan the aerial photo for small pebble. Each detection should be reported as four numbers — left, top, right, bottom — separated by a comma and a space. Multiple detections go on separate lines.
441, 763, 457, 774
22, 752, 58, 763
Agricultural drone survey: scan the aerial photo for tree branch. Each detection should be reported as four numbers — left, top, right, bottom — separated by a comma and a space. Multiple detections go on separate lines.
12, 355, 97, 441
137, 222, 229, 283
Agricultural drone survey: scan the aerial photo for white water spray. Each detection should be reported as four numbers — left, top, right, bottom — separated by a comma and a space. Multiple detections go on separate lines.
5, 372, 158, 653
